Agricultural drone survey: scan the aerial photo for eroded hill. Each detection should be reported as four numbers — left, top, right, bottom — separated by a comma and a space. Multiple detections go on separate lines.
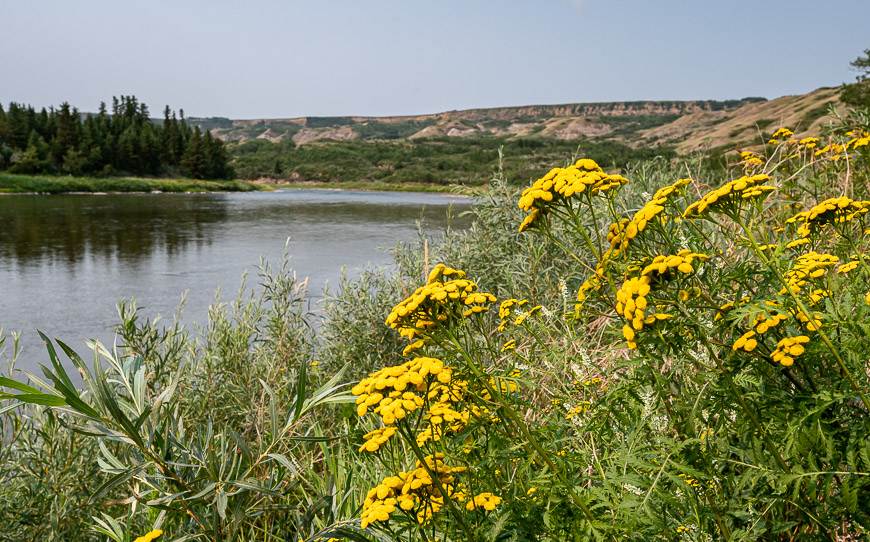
638, 87, 843, 153
189, 88, 844, 154
188, 97, 793, 148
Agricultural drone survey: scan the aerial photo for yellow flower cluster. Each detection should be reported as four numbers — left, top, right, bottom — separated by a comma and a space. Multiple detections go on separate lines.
607, 218, 629, 246
518, 209, 540, 233
780, 252, 839, 294
774, 129, 870, 163
498, 298, 525, 330
732, 310, 789, 352
386, 264, 496, 340
738, 150, 764, 168
683, 174, 776, 218
565, 402, 590, 419
785, 196, 870, 240
814, 142, 846, 161
616, 253, 707, 349
514, 304, 541, 326
517, 158, 628, 232
498, 298, 527, 320
837, 258, 861, 274
768, 127, 794, 144
497, 297, 542, 331
361, 454, 470, 528
797, 136, 820, 150
615, 250, 705, 348
847, 130, 870, 150
610, 178, 691, 253
353, 356, 451, 452
640, 249, 709, 277
575, 178, 692, 315
465, 492, 502, 511
359, 426, 398, 453
134, 531, 163, 542
416, 379, 471, 446
616, 275, 652, 349
771, 335, 810, 367
795, 308, 823, 332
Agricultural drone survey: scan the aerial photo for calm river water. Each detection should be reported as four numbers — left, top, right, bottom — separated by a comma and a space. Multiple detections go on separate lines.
0, 190, 470, 372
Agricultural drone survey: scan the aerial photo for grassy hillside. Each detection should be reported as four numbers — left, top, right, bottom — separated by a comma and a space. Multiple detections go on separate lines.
639, 86, 844, 152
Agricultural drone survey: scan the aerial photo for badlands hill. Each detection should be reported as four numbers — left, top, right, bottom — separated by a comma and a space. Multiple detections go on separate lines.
189, 87, 843, 154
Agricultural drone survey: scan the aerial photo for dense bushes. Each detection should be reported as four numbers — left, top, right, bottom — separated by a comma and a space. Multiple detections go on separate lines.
229, 136, 676, 187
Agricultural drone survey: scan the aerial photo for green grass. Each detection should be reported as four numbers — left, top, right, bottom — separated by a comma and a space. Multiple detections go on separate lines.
256, 179, 479, 194
231, 137, 676, 186
0, 173, 259, 194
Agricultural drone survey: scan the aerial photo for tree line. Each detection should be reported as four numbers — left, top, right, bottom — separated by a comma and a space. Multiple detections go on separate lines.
0, 95, 233, 179
842, 48, 870, 108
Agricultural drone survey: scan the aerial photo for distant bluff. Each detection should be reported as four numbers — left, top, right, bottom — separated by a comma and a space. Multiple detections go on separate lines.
188, 88, 842, 153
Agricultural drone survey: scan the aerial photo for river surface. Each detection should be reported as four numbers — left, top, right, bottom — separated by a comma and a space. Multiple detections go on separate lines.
0, 190, 470, 372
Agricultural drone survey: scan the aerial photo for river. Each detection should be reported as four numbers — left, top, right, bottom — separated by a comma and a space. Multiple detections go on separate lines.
0, 189, 470, 372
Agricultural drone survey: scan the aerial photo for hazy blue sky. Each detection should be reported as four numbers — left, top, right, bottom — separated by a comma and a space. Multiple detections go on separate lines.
2, 1, 868, 118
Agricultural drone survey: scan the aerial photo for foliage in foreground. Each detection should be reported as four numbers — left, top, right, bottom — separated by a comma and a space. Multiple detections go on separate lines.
2, 116, 870, 541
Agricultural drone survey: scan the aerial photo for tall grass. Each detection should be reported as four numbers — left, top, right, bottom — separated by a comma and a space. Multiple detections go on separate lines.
0, 173, 257, 194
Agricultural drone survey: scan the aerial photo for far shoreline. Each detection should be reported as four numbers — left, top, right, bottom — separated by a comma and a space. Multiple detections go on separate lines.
0, 173, 480, 196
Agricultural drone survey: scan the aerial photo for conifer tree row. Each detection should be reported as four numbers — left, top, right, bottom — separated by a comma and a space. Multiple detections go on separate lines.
0, 95, 233, 179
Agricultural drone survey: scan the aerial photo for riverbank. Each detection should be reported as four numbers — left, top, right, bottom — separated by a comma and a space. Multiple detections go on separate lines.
0, 173, 257, 194
254, 179, 480, 195
0, 173, 475, 195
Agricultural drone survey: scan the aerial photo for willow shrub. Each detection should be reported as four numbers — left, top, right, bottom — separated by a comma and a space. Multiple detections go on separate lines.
0, 261, 362, 542
347, 128, 870, 540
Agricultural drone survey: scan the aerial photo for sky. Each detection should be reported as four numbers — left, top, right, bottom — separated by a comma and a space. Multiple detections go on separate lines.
2, 0, 868, 118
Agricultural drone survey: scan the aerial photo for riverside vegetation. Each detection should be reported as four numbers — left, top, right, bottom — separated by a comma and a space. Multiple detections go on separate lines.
2, 106, 869, 541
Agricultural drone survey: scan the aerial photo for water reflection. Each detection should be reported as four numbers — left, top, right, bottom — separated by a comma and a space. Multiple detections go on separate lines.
0, 195, 227, 268
0, 190, 470, 371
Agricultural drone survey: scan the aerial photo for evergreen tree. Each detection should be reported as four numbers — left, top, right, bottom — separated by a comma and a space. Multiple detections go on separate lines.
9, 133, 51, 174
0, 95, 228, 179
62, 148, 86, 175
842, 48, 870, 108
6, 103, 31, 149
53, 102, 80, 167
181, 127, 206, 179
0, 103, 7, 143
202, 131, 232, 179
0, 105, 10, 169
